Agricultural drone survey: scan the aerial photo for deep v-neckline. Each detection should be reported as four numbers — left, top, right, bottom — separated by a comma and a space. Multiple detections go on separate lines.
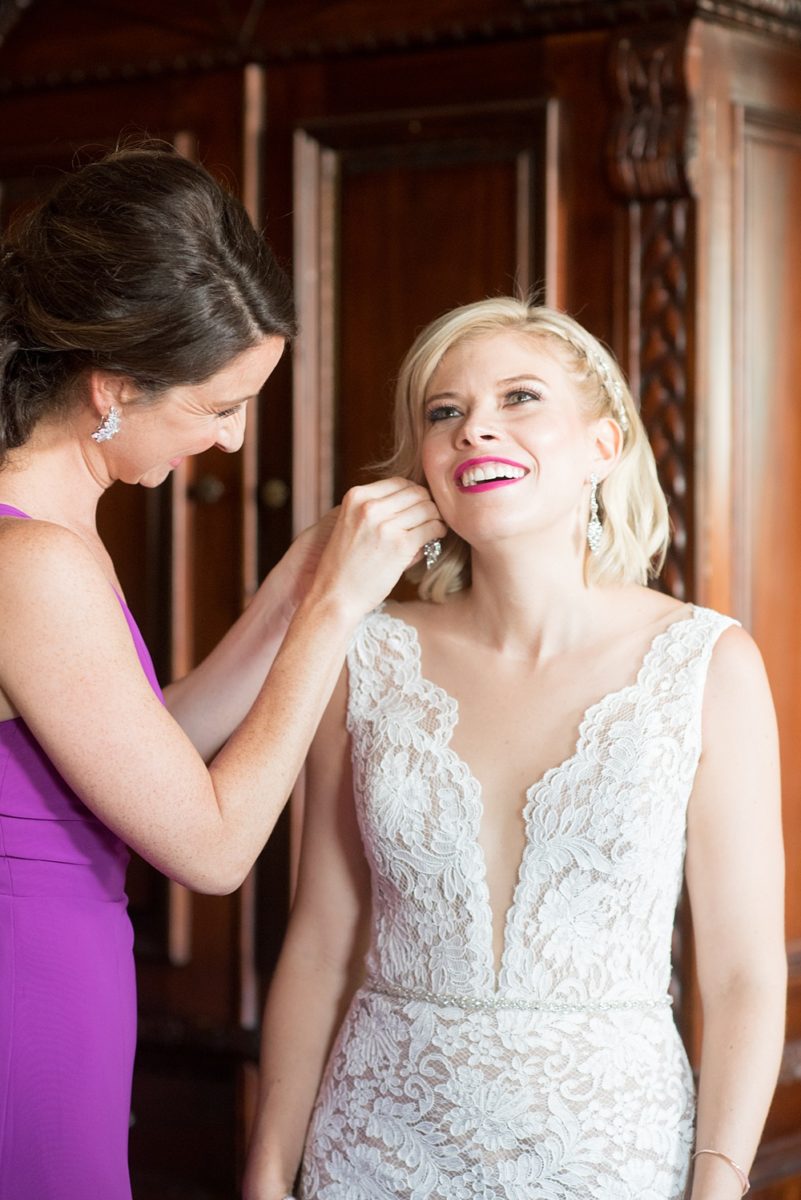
380, 604, 698, 989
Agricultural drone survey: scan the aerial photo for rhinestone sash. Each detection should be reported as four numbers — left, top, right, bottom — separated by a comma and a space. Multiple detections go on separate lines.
364, 975, 673, 1014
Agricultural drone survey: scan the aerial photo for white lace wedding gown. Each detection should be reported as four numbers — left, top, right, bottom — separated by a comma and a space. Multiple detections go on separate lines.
299, 604, 736, 1200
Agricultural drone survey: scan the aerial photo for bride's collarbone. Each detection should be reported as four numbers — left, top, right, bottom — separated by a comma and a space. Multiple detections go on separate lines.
386, 597, 693, 805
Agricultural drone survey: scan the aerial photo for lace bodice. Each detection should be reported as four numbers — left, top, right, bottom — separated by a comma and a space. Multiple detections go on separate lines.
346, 604, 736, 1009
300, 603, 737, 1200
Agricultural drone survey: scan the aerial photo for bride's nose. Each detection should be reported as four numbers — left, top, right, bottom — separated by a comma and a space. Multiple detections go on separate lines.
457, 414, 500, 447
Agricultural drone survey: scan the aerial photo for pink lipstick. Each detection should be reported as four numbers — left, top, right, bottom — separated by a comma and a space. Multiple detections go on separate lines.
455, 456, 528, 493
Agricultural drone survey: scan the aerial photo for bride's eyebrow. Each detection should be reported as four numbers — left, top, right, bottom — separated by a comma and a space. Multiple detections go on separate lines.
497, 375, 547, 386
424, 390, 460, 405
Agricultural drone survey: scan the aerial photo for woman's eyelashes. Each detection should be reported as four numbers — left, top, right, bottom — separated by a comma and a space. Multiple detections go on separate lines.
215, 404, 244, 420
424, 387, 544, 424
506, 387, 543, 406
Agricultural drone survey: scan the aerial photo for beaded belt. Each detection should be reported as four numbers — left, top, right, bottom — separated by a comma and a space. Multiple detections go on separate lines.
364, 976, 672, 1014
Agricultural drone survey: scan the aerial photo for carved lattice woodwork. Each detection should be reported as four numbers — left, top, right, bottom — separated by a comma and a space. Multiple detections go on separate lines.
639, 196, 692, 601
607, 22, 696, 604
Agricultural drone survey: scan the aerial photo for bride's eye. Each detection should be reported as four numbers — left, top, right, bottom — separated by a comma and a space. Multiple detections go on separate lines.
506, 388, 542, 406
425, 404, 461, 423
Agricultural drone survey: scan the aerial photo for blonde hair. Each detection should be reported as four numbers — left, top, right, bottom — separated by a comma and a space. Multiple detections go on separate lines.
382, 297, 669, 602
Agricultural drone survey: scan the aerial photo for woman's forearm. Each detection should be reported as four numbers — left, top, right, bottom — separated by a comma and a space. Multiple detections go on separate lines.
690, 974, 786, 1199
164, 564, 293, 761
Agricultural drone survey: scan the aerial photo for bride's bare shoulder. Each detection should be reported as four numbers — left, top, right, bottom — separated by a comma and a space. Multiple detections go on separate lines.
597, 584, 690, 631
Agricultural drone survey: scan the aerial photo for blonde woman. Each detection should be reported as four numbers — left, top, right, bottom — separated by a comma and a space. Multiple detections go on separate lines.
244, 298, 785, 1200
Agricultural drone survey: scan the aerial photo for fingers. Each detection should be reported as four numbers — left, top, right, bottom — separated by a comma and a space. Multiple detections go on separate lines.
308, 479, 446, 619
340, 479, 444, 536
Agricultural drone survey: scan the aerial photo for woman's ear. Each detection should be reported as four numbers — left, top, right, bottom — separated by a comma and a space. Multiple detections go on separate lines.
589, 416, 623, 481
86, 369, 135, 421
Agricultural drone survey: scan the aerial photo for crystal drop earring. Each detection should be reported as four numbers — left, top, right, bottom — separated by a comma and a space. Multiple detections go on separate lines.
423, 539, 442, 570
587, 474, 602, 555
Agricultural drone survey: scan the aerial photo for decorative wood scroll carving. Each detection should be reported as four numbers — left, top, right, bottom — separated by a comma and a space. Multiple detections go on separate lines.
607, 21, 694, 200
607, 23, 695, 603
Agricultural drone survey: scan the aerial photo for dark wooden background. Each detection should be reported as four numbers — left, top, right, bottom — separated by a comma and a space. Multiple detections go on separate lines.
1, 1, 800, 1195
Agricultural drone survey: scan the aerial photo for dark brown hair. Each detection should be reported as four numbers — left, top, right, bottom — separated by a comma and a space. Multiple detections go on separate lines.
0, 144, 296, 463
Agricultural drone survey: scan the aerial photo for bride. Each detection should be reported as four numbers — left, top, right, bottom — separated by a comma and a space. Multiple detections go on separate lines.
244, 298, 785, 1200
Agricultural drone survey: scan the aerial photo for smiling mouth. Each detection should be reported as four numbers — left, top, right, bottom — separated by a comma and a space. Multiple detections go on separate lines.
456, 461, 528, 491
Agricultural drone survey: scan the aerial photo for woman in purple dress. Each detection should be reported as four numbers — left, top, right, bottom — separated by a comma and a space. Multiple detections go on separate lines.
0, 146, 444, 1200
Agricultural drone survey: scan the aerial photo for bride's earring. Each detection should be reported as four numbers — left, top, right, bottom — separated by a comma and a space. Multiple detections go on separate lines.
423, 539, 442, 570
91, 405, 122, 443
587, 474, 602, 555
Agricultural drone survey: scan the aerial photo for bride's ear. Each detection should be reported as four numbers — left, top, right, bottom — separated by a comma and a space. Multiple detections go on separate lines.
589, 416, 623, 481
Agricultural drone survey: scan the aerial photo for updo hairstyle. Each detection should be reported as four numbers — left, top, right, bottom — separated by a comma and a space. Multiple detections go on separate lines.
0, 143, 296, 465
382, 296, 670, 601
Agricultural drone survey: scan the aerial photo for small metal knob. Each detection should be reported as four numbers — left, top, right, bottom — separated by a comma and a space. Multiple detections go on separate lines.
260, 478, 290, 510
189, 474, 226, 505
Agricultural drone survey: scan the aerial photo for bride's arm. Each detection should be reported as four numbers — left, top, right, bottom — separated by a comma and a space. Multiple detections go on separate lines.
685, 626, 785, 1200
243, 666, 371, 1200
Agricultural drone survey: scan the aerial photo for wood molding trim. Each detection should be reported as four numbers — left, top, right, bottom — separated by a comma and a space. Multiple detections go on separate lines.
292, 129, 338, 534
2, 0, 800, 98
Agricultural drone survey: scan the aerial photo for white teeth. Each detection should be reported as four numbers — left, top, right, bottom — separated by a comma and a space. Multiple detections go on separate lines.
458, 463, 526, 487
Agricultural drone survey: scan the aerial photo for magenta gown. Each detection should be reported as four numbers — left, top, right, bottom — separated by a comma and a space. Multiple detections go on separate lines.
0, 503, 162, 1199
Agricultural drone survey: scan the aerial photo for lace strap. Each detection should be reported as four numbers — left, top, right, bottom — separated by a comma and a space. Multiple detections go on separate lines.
649, 606, 740, 744
346, 608, 415, 730
346, 608, 459, 746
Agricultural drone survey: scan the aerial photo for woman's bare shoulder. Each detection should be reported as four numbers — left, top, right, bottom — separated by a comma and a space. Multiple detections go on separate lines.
0, 514, 106, 606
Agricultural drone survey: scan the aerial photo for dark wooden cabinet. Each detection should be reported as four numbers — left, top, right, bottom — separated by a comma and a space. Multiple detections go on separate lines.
2, 2, 801, 1196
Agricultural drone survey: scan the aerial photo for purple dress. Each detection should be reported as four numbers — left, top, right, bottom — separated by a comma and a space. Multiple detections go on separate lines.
0, 503, 163, 1199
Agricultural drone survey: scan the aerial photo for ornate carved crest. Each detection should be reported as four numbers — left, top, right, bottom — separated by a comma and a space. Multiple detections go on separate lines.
607, 21, 695, 201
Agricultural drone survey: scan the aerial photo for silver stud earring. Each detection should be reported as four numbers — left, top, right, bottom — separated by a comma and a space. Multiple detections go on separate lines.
91, 405, 121, 443
587, 474, 602, 555
423, 539, 442, 570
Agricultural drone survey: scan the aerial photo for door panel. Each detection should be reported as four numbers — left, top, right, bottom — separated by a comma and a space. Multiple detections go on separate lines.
739, 113, 801, 1171
292, 100, 550, 529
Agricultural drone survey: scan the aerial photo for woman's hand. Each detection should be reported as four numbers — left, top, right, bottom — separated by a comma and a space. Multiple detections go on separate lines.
306, 477, 445, 622
267, 478, 444, 622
